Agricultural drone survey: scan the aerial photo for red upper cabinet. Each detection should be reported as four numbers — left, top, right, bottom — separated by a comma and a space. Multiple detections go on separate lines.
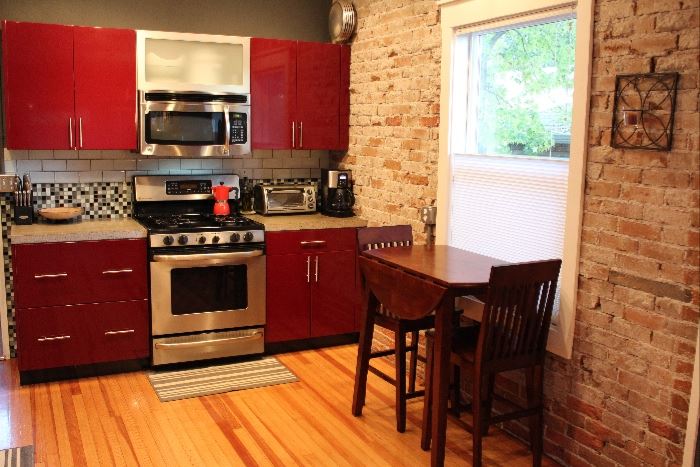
2, 22, 75, 149
74, 27, 136, 150
2, 21, 137, 150
251, 38, 349, 151
250, 38, 297, 149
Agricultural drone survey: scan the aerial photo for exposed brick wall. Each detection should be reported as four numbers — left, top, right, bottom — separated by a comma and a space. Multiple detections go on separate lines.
336, 0, 700, 465
333, 0, 441, 243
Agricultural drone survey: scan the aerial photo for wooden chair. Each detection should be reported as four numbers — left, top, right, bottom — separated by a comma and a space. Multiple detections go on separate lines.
421, 259, 562, 467
352, 225, 437, 432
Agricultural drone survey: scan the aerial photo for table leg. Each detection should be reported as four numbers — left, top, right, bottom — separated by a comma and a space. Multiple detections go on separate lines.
430, 291, 454, 467
352, 289, 378, 416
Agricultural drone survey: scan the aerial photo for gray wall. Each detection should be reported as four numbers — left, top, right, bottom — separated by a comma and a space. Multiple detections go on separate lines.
0, 0, 330, 41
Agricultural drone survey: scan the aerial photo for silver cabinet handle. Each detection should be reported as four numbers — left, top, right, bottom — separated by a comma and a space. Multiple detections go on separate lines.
154, 331, 263, 349
292, 121, 296, 148
38, 335, 70, 342
105, 329, 135, 335
79, 117, 83, 148
68, 117, 74, 149
34, 273, 68, 279
315, 256, 319, 282
299, 121, 303, 148
306, 256, 311, 283
223, 106, 231, 155
102, 268, 133, 275
300, 240, 327, 247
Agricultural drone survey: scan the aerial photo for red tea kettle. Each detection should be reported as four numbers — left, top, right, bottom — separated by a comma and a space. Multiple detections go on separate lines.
212, 181, 236, 216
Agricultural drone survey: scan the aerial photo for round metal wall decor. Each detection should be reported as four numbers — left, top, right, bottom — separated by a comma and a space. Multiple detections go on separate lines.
329, 0, 356, 44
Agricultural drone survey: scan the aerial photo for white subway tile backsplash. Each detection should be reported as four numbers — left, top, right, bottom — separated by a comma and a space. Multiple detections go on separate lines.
272, 168, 292, 179
201, 159, 222, 169
6, 149, 28, 160
137, 159, 159, 171
191, 169, 214, 175
222, 159, 244, 169
253, 149, 273, 159
29, 171, 55, 183
29, 150, 54, 160
292, 149, 311, 158
159, 159, 180, 170
42, 160, 67, 171
78, 150, 102, 159
67, 160, 91, 171
54, 171, 80, 183
253, 169, 273, 179
3, 161, 16, 174
15, 160, 42, 173
272, 149, 292, 158
90, 160, 114, 171
113, 160, 137, 171
102, 170, 126, 182
290, 168, 311, 178
180, 159, 202, 170
263, 158, 285, 168
79, 171, 103, 183
53, 150, 79, 159
243, 159, 262, 169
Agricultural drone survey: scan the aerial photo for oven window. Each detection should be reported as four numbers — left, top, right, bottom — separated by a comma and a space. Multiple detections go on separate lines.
170, 265, 247, 314
145, 111, 225, 145
269, 191, 304, 209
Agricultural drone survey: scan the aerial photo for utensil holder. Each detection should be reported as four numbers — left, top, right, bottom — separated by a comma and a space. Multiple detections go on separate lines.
14, 206, 33, 225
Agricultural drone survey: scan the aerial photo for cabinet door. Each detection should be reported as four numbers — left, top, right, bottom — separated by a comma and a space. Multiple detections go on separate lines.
266, 254, 311, 343
16, 305, 90, 371
251, 38, 297, 149
310, 251, 356, 338
88, 300, 149, 363
338, 45, 351, 151
296, 42, 341, 150
74, 27, 136, 149
2, 21, 75, 149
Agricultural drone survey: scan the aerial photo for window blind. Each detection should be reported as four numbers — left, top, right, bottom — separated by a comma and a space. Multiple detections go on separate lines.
449, 154, 569, 316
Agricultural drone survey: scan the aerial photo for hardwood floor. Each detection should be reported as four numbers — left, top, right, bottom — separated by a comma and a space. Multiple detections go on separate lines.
0, 344, 556, 466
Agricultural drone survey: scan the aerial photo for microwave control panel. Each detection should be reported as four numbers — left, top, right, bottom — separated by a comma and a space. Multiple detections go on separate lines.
230, 113, 248, 144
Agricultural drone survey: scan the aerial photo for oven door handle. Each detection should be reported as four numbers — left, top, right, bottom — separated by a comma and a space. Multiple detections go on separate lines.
152, 250, 263, 263
154, 331, 263, 349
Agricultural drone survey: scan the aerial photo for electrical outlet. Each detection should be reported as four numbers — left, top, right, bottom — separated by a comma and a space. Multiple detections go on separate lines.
0, 175, 18, 193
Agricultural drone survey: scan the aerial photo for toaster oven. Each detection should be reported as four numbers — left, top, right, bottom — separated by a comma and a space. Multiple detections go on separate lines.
253, 183, 317, 215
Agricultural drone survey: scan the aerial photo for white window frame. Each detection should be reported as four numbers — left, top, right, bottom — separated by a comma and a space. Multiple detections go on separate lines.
435, 0, 594, 359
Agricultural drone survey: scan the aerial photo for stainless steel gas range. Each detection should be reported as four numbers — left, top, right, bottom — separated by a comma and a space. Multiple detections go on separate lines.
133, 175, 265, 366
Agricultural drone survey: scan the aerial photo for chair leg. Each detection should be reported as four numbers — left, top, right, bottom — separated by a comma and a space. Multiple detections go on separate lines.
450, 364, 461, 416
482, 374, 496, 435
420, 334, 434, 451
395, 325, 407, 433
408, 330, 419, 394
472, 372, 483, 467
352, 295, 377, 417
526, 365, 544, 467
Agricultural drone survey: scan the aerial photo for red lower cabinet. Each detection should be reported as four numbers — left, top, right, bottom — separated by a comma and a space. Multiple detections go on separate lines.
13, 238, 149, 372
266, 229, 357, 344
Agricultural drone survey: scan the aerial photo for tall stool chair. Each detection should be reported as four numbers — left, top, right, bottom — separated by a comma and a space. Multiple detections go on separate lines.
421, 259, 562, 467
352, 225, 435, 432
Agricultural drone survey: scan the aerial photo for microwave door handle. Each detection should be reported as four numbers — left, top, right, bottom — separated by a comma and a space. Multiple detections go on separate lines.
223, 107, 231, 155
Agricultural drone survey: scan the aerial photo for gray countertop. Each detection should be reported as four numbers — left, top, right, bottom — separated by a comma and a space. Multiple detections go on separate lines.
246, 213, 367, 231
10, 218, 147, 244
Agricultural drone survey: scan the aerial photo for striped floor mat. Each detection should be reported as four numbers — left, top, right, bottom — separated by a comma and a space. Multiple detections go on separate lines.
0, 446, 33, 467
148, 357, 298, 402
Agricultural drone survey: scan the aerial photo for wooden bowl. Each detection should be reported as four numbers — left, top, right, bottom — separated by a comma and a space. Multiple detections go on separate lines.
38, 207, 83, 221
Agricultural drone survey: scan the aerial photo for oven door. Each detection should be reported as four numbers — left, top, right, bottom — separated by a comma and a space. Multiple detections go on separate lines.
150, 248, 265, 336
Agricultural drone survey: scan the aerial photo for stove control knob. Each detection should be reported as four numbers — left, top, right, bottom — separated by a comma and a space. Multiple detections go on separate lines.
163, 235, 174, 246
198, 236, 207, 244
230, 232, 241, 242
212, 235, 220, 244
243, 231, 254, 242
178, 235, 189, 245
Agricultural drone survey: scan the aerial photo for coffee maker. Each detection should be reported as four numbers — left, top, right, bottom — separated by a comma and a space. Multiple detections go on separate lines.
321, 170, 355, 217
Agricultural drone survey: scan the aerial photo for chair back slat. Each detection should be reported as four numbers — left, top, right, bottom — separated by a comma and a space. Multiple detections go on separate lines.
359, 256, 446, 321
477, 259, 561, 369
358, 225, 412, 252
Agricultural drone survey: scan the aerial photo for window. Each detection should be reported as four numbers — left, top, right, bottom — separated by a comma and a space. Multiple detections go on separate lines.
437, 1, 594, 358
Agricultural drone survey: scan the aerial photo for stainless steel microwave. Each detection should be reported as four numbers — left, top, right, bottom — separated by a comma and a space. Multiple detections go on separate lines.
253, 183, 317, 215
139, 92, 250, 157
